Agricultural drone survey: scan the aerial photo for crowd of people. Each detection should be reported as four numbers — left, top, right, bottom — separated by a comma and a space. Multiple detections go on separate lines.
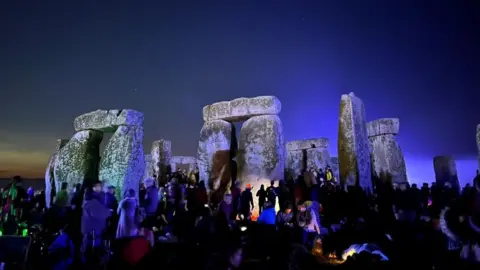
1, 167, 480, 269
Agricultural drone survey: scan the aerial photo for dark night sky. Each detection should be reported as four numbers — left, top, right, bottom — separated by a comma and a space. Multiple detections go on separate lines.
1, 1, 479, 184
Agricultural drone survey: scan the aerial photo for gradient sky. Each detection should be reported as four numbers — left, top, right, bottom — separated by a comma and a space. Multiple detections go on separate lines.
1, 1, 479, 186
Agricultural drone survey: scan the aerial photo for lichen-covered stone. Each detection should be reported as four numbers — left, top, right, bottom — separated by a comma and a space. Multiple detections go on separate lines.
74, 109, 144, 132
286, 138, 329, 151
197, 120, 233, 191
54, 131, 103, 194
306, 148, 332, 171
151, 139, 172, 183
330, 157, 340, 182
433, 156, 459, 190
337, 92, 372, 192
477, 124, 480, 170
142, 154, 153, 184
367, 118, 399, 137
202, 96, 282, 122
369, 134, 407, 185
45, 139, 70, 208
99, 126, 145, 199
238, 115, 285, 184
286, 150, 304, 180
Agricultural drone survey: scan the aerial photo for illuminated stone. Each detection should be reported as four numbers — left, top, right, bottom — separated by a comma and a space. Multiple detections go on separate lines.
367, 118, 407, 185
142, 154, 153, 184
197, 119, 233, 191
54, 130, 103, 194
74, 109, 144, 132
151, 139, 172, 183
330, 157, 340, 181
286, 150, 304, 179
99, 126, 145, 199
367, 118, 399, 137
306, 148, 332, 171
202, 96, 281, 122
433, 156, 459, 189
286, 138, 329, 151
337, 92, 372, 192
45, 139, 69, 208
238, 114, 285, 184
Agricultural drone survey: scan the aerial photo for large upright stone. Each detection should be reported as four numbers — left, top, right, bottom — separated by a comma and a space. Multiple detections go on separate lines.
367, 118, 407, 185
338, 92, 372, 192
203, 96, 281, 122
151, 139, 172, 184
433, 156, 459, 190
286, 150, 304, 180
99, 126, 145, 199
306, 148, 332, 171
54, 131, 103, 193
45, 139, 70, 208
477, 124, 480, 170
74, 109, 144, 132
197, 120, 233, 191
142, 154, 153, 183
330, 157, 340, 182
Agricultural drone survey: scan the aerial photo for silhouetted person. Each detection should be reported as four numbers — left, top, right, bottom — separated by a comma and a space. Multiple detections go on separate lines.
256, 185, 267, 213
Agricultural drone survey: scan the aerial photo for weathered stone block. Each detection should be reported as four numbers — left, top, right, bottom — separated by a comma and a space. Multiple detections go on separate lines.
369, 134, 407, 185
151, 139, 172, 183
330, 157, 340, 182
286, 150, 304, 179
306, 148, 332, 171
74, 109, 144, 132
45, 139, 70, 208
142, 154, 153, 183
197, 120, 233, 190
54, 130, 103, 194
286, 138, 329, 151
202, 96, 281, 122
171, 156, 197, 165
367, 118, 399, 137
99, 126, 145, 199
433, 156, 459, 189
337, 92, 372, 192
238, 115, 285, 184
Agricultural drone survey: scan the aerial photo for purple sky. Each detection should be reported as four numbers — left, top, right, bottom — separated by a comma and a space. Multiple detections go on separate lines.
1, 1, 479, 184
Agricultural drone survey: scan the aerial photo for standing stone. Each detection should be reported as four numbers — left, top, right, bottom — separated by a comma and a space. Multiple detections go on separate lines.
337, 92, 372, 192
203, 96, 282, 122
99, 126, 145, 199
367, 118, 407, 186
330, 157, 340, 182
54, 131, 103, 194
142, 154, 153, 183
151, 140, 172, 184
286, 150, 304, 180
306, 148, 332, 171
45, 139, 69, 208
477, 124, 480, 170
197, 120, 233, 191
433, 156, 460, 190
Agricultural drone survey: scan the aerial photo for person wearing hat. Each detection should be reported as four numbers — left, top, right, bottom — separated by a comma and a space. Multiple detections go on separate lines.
141, 177, 159, 228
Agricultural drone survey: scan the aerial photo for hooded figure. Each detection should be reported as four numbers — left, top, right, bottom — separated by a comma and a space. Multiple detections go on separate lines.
116, 189, 139, 239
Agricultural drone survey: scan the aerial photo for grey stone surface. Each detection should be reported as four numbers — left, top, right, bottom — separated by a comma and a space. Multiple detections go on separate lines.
477, 124, 480, 170
330, 157, 340, 182
433, 156, 459, 189
99, 126, 145, 199
74, 109, 144, 132
142, 154, 153, 184
337, 92, 372, 192
238, 115, 285, 184
306, 148, 332, 171
197, 120, 233, 188
202, 96, 281, 122
54, 131, 103, 194
45, 139, 70, 208
367, 118, 399, 137
151, 139, 172, 183
286, 138, 329, 151
286, 150, 304, 180
369, 134, 407, 185
171, 156, 197, 165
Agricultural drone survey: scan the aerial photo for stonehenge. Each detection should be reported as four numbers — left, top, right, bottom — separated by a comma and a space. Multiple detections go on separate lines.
198, 96, 285, 211
170, 156, 197, 172
338, 92, 372, 192
286, 138, 331, 180
433, 156, 460, 190
47, 109, 145, 203
367, 118, 407, 186
151, 139, 172, 184
44, 139, 70, 208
